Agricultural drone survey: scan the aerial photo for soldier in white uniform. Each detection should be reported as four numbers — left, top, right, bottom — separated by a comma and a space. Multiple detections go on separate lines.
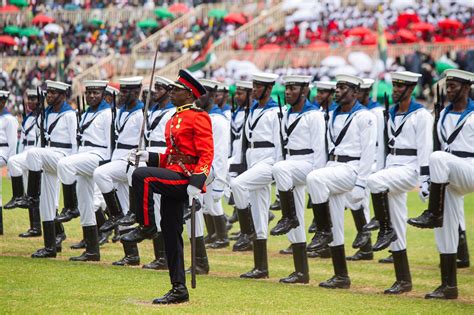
55, 80, 112, 262
215, 82, 232, 120
367, 71, 433, 294
93, 76, 144, 266
231, 72, 281, 279
0, 90, 19, 235
228, 81, 255, 252
306, 74, 376, 289
270, 75, 326, 284
27, 81, 77, 258
104, 85, 120, 107
5, 89, 40, 237
408, 69, 474, 300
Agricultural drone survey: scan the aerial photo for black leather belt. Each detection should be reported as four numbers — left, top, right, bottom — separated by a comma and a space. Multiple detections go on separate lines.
0, 143, 8, 147
48, 141, 72, 149
329, 154, 360, 162
389, 148, 417, 156
116, 143, 137, 150
288, 148, 313, 156
149, 140, 166, 147
451, 150, 474, 158
22, 140, 35, 146
249, 141, 274, 149
83, 141, 107, 148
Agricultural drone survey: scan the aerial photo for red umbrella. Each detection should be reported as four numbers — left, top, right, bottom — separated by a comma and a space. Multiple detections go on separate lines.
0, 35, 17, 46
258, 43, 281, 51
384, 31, 395, 42
0, 5, 20, 12
347, 26, 373, 37
168, 3, 189, 14
361, 33, 377, 45
397, 12, 420, 29
438, 19, 463, 29
224, 13, 247, 25
396, 29, 419, 43
32, 14, 56, 25
410, 22, 435, 32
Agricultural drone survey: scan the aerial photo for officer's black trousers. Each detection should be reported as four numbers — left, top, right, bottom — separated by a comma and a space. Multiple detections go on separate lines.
132, 167, 189, 285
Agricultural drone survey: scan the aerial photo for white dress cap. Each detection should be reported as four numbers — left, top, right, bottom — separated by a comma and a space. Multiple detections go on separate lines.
282, 75, 312, 85
119, 76, 144, 87
154, 76, 174, 87
46, 80, 71, 91
199, 79, 221, 90
216, 82, 228, 92
390, 71, 422, 84
335, 74, 364, 87
252, 72, 279, 85
360, 78, 375, 89
84, 80, 109, 89
235, 80, 253, 90
26, 89, 38, 96
314, 81, 336, 90
443, 69, 473, 84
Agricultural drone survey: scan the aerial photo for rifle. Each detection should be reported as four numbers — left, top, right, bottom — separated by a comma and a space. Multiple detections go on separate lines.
383, 93, 390, 166
277, 95, 287, 160
76, 95, 82, 147
433, 85, 444, 152
21, 98, 27, 119
110, 92, 117, 156
37, 87, 46, 148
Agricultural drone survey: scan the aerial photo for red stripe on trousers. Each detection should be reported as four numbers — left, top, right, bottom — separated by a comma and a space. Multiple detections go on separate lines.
143, 177, 189, 226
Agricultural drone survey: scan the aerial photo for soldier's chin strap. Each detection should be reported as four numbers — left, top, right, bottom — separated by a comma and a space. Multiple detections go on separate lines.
290, 85, 306, 107
256, 85, 269, 101
393, 84, 413, 104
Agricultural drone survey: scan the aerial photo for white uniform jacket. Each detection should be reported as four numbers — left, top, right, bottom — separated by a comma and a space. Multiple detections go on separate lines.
112, 101, 144, 161
145, 102, 175, 153
78, 100, 112, 159
209, 105, 230, 192
367, 100, 386, 172
43, 102, 77, 154
0, 109, 19, 164
18, 112, 38, 153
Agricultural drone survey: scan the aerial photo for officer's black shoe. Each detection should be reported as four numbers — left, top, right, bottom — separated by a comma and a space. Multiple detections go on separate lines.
112, 254, 140, 266
70, 239, 86, 249
408, 183, 447, 229
346, 249, 374, 261
379, 254, 393, 263
308, 219, 316, 233
98, 230, 111, 246
307, 231, 333, 252
31, 247, 57, 258
240, 268, 269, 279
307, 246, 331, 259
384, 281, 412, 294
232, 233, 253, 252
320, 245, 350, 289
269, 198, 281, 211
425, 285, 458, 299
373, 227, 397, 252
70, 226, 100, 262
229, 208, 238, 224
280, 272, 309, 284
4, 176, 25, 209
352, 231, 371, 249
271, 217, 299, 236
15, 196, 31, 209
230, 231, 240, 241
407, 210, 443, 229
117, 211, 136, 226
121, 225, 158, 243
32, 221, 56, 258
70, 251, 100, 262
152, 283, 189, 305
425, 253, 458, 299
143, 258, 168, 270
19, 228, 41, 238
319, 275, 351, 289
457, 229, 470, 268
279, 245, 292, 255
363, 217, 380, 232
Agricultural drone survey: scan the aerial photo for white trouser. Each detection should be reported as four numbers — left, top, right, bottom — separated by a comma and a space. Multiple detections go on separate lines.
306, 163, 357, 246
273, 159, 311, 244
231, 162, 273, 240
430, 151, 474, 253
185, 194, 205, 238
93, 159, 129, 214
0, 153, 5, 206
368, 165, 418, 251
202, 182, 225, 217
26, 148, 65, 222
58, 152, 105, 227
345, 189, 370, 221
8, 151, 28, 178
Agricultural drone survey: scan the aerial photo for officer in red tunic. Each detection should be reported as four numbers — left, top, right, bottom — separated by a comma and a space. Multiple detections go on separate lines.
121, 70, 213, 304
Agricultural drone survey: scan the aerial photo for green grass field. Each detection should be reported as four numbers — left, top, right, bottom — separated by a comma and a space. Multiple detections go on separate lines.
1, 176, 473, 314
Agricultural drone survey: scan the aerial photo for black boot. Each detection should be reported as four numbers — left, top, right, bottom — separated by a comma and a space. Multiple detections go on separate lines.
280, 245, 293, 255
143, 232, 168, 270
363, 217, 380, 232
100, 190, 125, 232
307, 201, 333, 251
113, 230, 140, 266
95, 208, 110, 246
372, 191, 397, 251
19, 204, 42, 237
271, 189, 299, 236
228, 207, 238, 224
228, 193, 235, 206
269, 197, 281, 211
379, 254, 394, 264
425, 254, 458, 299
26, 170, 42, 208
55, 220, 66, 252
186, 236, 209, 274
70, 239, 86, 250
408, 183, 447, 229
203, 214, 216, 244
112, 226, 121, 243
240, 239, 269, 279
70, 225, 100, 261
457, 228, 470, 268
346, 238, 373, 261
319, 245, 351, 289
31, 221, 56, 258
351, 207, 371, 249
152, 283, 189, 304
280, 243, 310, 284
233, 206, 255, 252
384, 249, 412, 294
308, 245, 331, 258
208, 215, 230, 249
117, 186, 136, 226
56, 182, 80, 223
308, 219, 317, 233
121, 225, 158, 243
4, 176, 25, 209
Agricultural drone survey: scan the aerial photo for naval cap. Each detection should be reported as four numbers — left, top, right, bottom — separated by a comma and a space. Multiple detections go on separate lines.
0, 90, 10, 98
360, 78, 375, 89
335, 74, 364, 88
314, 81, 336, 91
390, 71, 422, 85
46, 80, 70, 92
444, 69, 473, 84
235, 80, 253, 90
154, 75, 174, 87
84, 80, 108, 89
282, 75, 312, 86
199, 79, 221, 90
119, 76, 143, 88
252, 72, 279, 85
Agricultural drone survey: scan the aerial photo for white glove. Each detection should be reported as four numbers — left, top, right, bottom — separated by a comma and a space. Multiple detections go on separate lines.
418, 181, 430, 202
128, 149, 149, 165
351, 186, 366, 204
187, 184, 201, 205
